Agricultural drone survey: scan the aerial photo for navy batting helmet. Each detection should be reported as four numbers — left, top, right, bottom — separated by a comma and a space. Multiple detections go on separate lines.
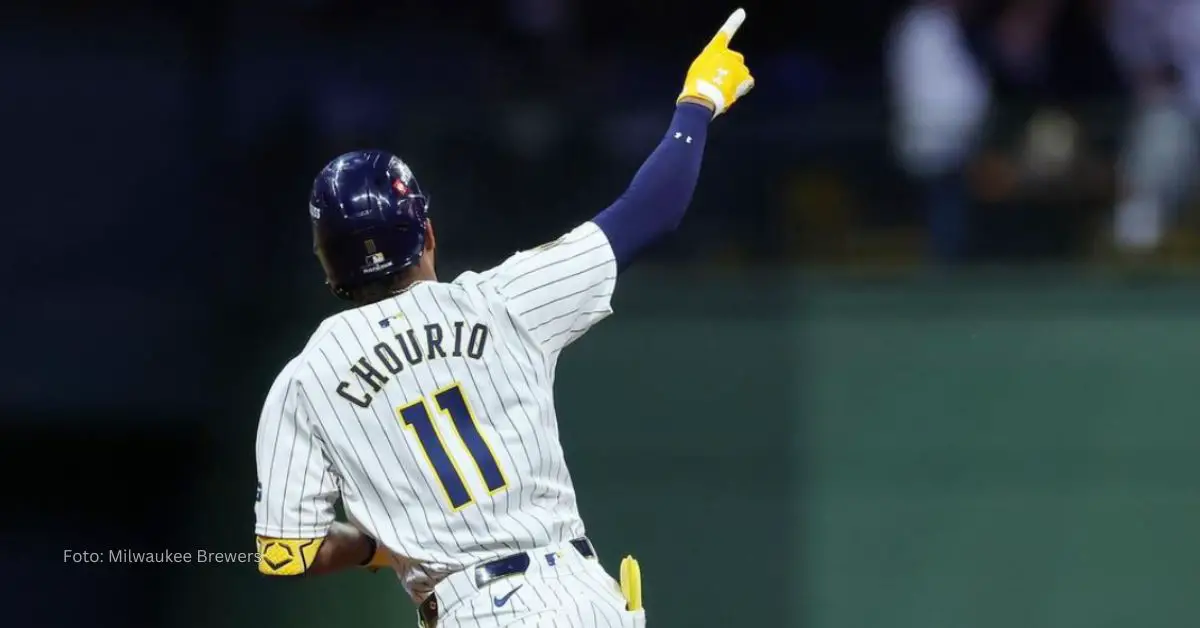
309, 150, 430, 301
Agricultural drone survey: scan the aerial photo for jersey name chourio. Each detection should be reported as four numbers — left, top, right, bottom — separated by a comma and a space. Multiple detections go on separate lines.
253, 222, 616, 600
335, 319, 491, 408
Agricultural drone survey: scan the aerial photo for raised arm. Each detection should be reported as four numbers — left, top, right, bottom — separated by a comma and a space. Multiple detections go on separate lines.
469, 10, 754, 356
594, 8, 755, 270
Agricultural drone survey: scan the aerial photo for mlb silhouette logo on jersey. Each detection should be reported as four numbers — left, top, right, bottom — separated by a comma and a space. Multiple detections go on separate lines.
378, 312, 406, 329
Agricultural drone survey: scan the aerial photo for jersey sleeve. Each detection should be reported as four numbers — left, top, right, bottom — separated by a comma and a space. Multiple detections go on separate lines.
254, 365, 339, 575
477, 221, 617, 355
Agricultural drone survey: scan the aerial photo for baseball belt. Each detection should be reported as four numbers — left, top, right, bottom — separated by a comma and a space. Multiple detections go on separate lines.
418, 537, 595, 628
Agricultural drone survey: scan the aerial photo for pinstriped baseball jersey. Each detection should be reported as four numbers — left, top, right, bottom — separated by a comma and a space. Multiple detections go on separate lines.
254, 221, 616, 599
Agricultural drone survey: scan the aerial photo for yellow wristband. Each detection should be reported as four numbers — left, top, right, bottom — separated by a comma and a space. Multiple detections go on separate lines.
365, 548, 391, 569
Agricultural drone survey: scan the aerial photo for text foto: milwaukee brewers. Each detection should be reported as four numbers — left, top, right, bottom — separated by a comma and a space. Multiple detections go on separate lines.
63, 549, 261, 564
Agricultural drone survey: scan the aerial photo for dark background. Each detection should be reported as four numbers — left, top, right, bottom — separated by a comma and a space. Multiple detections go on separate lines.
5, 1, 1200, 627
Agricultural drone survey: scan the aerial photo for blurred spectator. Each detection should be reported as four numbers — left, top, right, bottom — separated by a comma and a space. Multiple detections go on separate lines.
887, 0, 991, 262
923, 0, 1104, 262
1105, 0, 1200, 251
987, 0, 1062, 85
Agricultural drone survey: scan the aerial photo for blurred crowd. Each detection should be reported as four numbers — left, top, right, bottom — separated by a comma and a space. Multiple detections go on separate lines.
887, 0, 1200, 263
291, 0, 1200, 266
7, 0, 1200, 290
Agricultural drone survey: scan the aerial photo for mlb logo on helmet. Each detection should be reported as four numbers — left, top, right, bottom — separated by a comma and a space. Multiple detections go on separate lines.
362, 252, 393, 274
392, 179, 409, 196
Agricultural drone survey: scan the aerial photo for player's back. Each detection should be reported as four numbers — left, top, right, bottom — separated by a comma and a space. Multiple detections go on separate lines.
300, 278, 580, 567
256, 222, 617, 588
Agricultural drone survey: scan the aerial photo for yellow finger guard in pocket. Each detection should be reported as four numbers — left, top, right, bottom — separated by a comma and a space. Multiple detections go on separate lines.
619, 555, 642, 611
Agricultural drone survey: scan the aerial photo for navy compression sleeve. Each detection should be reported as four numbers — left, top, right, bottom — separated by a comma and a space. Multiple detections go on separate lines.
592, 103, 712, 269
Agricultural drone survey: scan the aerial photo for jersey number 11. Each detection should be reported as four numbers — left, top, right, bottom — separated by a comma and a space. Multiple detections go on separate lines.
397, 383, 509, 511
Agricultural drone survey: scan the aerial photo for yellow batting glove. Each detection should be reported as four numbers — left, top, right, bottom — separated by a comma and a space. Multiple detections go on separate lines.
678, 8, 755, 118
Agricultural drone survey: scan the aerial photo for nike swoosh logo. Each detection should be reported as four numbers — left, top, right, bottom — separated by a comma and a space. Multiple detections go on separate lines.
493, 585, 523, 608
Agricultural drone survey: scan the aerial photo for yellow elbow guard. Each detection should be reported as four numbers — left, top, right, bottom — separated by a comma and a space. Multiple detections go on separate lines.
256, 537, 323, 576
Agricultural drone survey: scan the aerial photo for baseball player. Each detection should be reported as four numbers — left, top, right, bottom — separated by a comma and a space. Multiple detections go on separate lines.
253, 9, 754, 627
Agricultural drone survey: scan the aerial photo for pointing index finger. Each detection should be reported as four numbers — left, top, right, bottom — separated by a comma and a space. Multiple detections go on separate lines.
709, 8, 746, 48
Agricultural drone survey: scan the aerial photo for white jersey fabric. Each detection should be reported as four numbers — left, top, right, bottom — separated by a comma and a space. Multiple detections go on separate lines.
254, 221, 618, 602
